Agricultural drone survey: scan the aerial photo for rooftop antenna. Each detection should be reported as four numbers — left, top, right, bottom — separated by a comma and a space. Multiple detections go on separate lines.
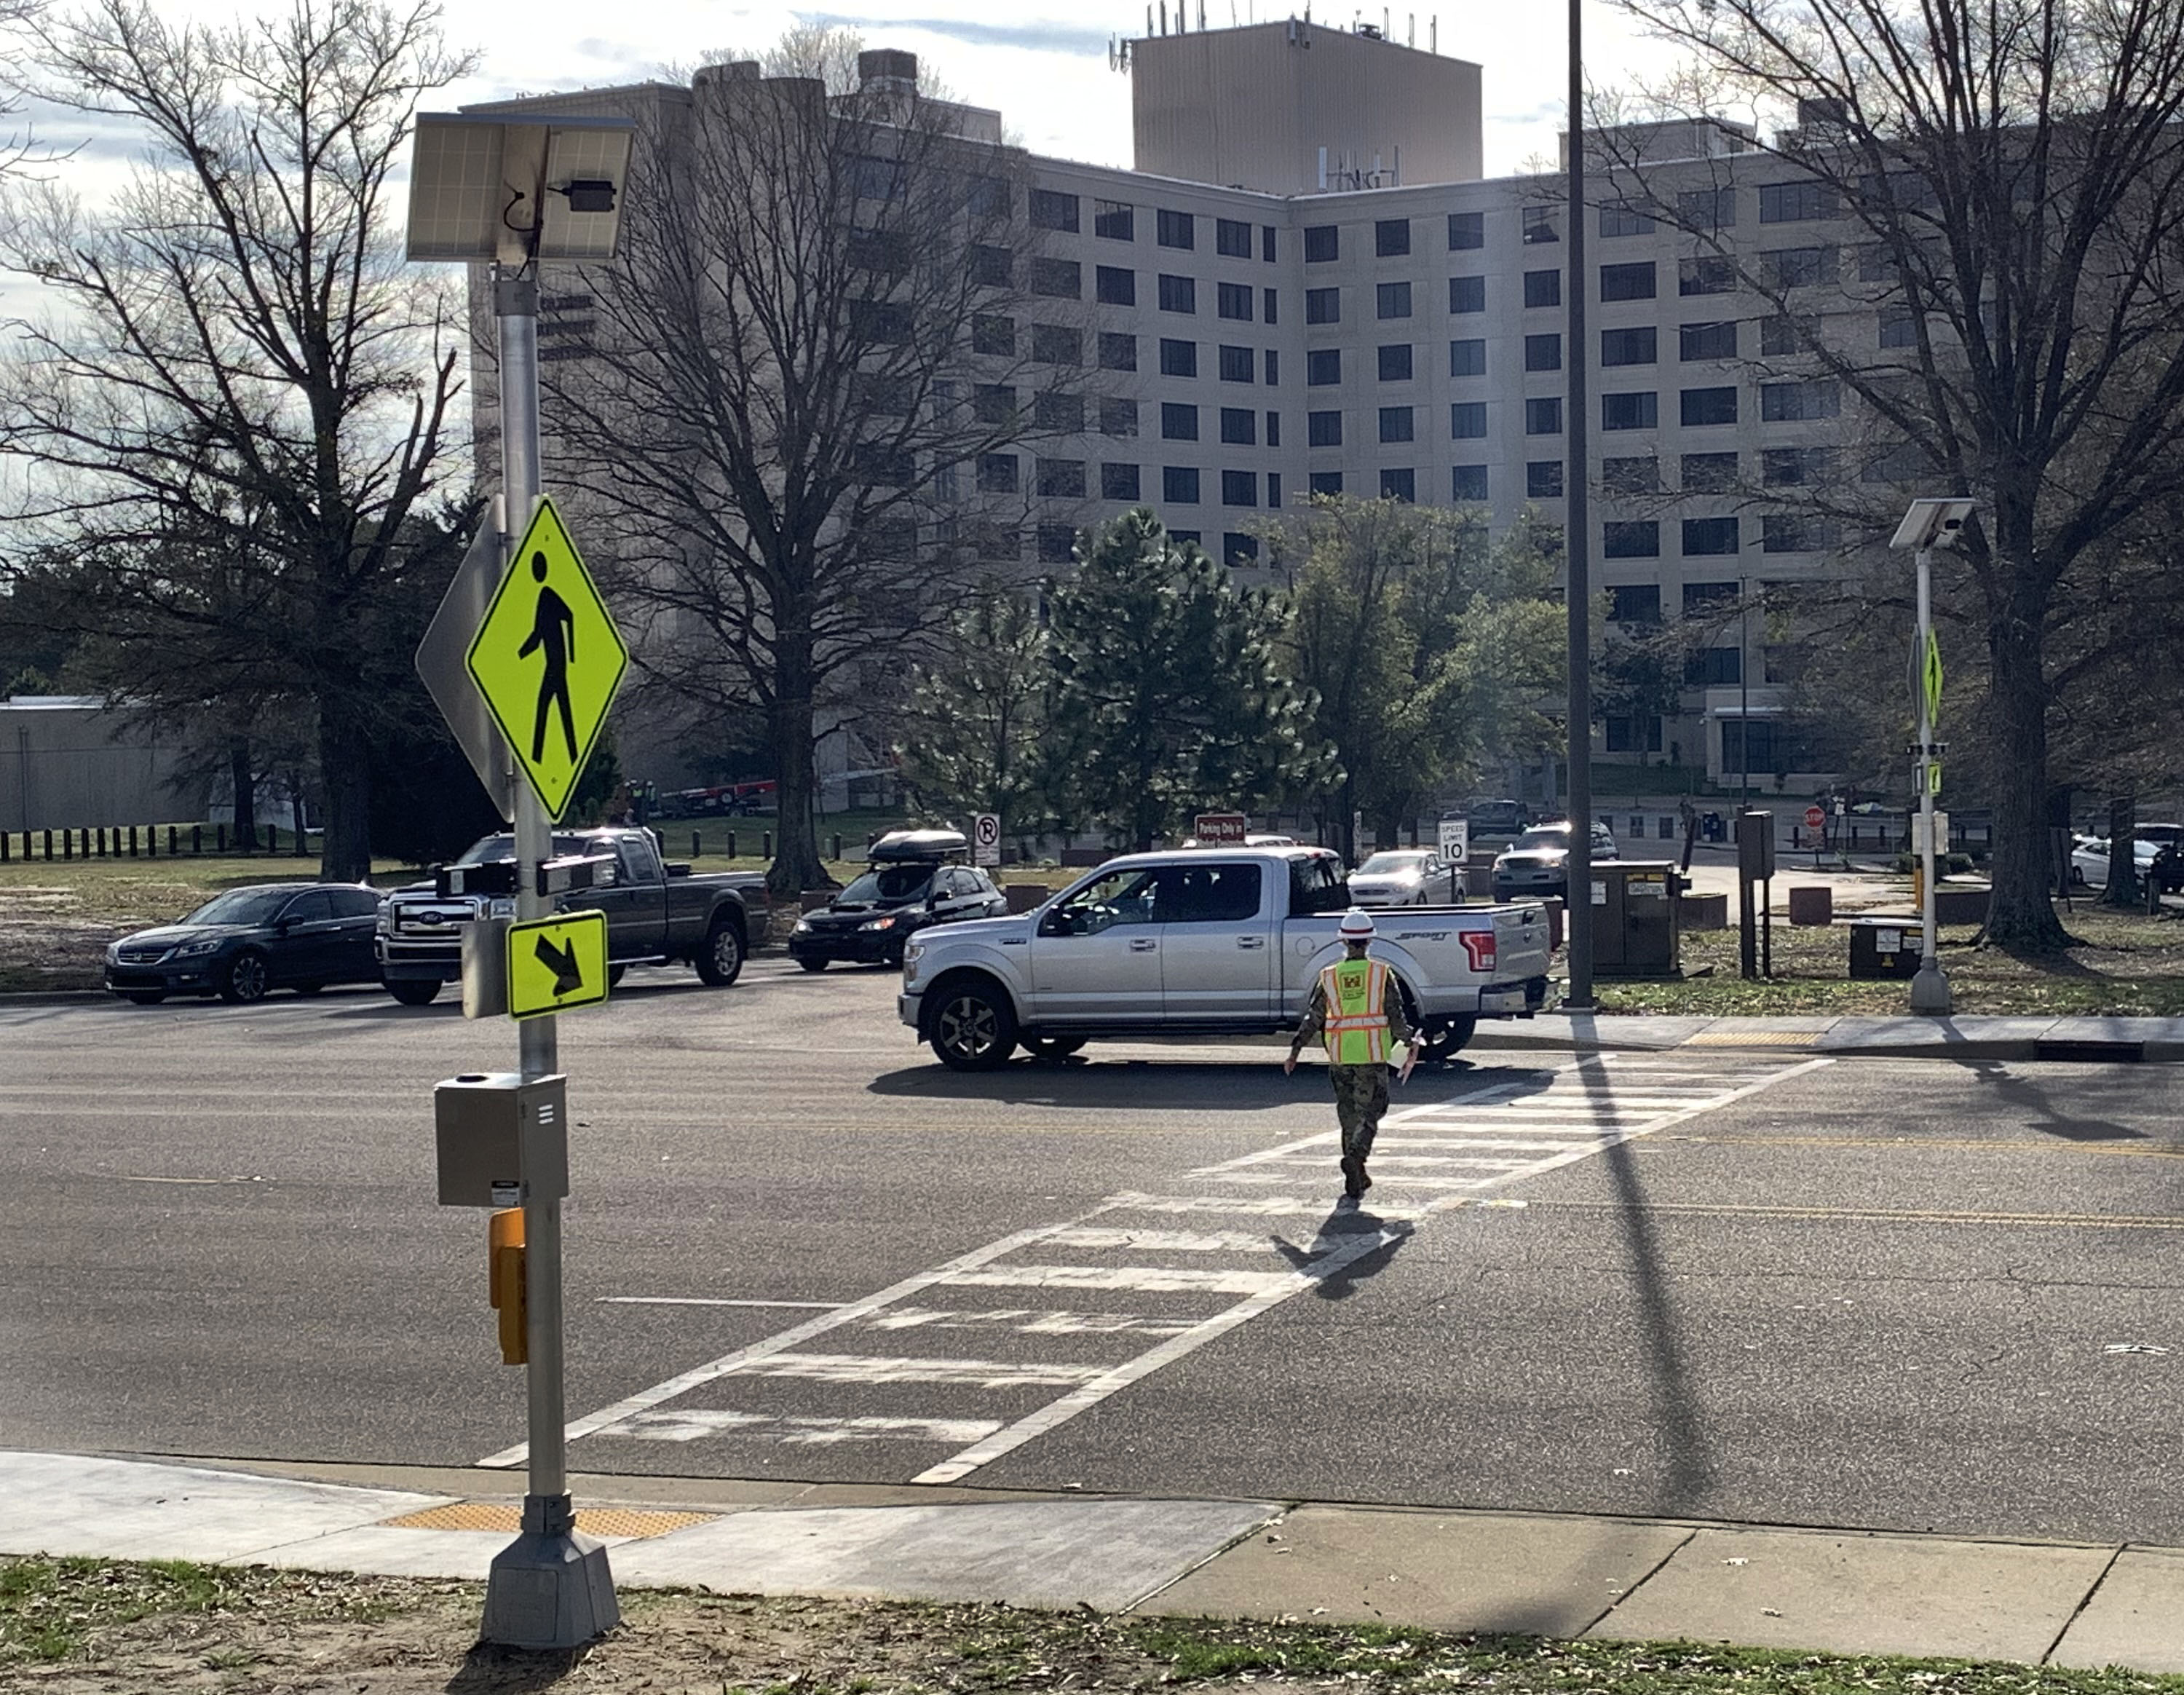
1158, 0, 1166, 31
1199, 1, 1208, 27
1431, 14, 1437, 50
1407, 10, 1414, 42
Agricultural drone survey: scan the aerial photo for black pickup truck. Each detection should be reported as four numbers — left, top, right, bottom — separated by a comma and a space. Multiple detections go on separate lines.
376, 827, 769, 1005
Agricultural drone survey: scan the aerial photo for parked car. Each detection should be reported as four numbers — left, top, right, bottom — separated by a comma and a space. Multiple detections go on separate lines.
104, 882, 385, 1005
1460, 799, 1532, 839
1347, 848, 1462, 906
901, 845, 1551, 1070
2070, 834, 2161, 888
1492, 821, 1620, 901
375, 827, 768, 1005
788, 830, 1008, 971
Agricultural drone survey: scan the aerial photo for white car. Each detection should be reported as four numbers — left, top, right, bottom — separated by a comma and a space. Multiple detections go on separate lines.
1347, 849, 1461, 906
2069, 834, 2164, 888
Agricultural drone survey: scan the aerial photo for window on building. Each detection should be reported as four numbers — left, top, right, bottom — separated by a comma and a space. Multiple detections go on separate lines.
1762, 513, 1834, 552
1527, 460, 1564, 499
1380, 405, 1415, 443
1602, 455, 1659, 494
1032, 523, 1075, 564
1169, 529, 1201, 545
1605, 714, 1665, 753
1381, 467, 1417, 502
973, 383, 1016, 423
1163, 466, 1200, 503
1156, 208, 1195, 248
1035, 392, 1083, 432
1307, 409, 1343, 447
1451, 400, 1488, 439
1679, 255, 1736, 296
1374, 217, 1411, 257
1682, 451, 1739, 492
965, 175, 1009, 217
1030, 324, 1080, 364
978, 452, 1018, 494
1100, 397, 1139, 435
1879, 307, 1919, 348
1761, 379, 1840, 421
1677, 186, 1734, 230
1262, 225, 1278, 261
1378, 343, 1414, 382
1688, 647, 1743, 686
1377, 280, 1413, 319
972, 315, 1014, 356
1681, 386, 1738, 427
1524, 269, 1561, 308
1524, 333, 1562, 372
1683, 515, 1741, 556
1093, 199, 1134, 240
1219, 344, 1256, 382
1217, 280, 1254, 321
1449, 210, 1484, 249
1601, 326, 1658, 366
1450, 274, 1487, 312
1602, 390, 1658, 430
852, 443, 913, 486
1600, 261, 1657, 301
1263, 287, 1278, 323
1158, 273, 1196, 313
1216, 216, 1252, 258
1303, 224, 1338, 262
1767, 245, 1835, 288
1098, 331, 1138, 371
1307, 348, 1342, 385
1758, 180, 1835, 223
1265, 411, 1281, 448
1160, 400, 1199, 440
1682, 580, 1738, 614
1523, 206, 1559, 243
1221, 468, 1257, 506
854, 155, 905, 199
1037, 457, 1088, 498
1029, 188, 1080, 232
1759, 314, 1817, 355
1526, 396, 1562, 434
1096, 265, 1136, 306
1219, 406, 1257, 445
970, 245, 1010, 285
1603, 521, 1660, 558
1679, 320, 1737, 360
1160, 338, 1198, 378
1451, 464, 1489, 502
1101, 461, 1142, 500
1305, 286, 1340, 323
1310, 470, 1344, 495
1225, 531, 1261, 564
1601, 202, 1655, 237
1265, 349, 1279, 384
1451, 338, 1487, 376
1762, 446, 1829, 486
1608, 583, 1661, 622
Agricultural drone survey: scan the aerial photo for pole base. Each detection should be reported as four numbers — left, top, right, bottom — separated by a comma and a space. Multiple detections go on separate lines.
480, 1512, 620, 1649
1908, 960, 1952, 1016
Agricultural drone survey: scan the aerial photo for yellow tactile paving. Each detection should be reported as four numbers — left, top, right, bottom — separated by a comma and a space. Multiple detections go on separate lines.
379, 1501, 716, 1538
1682, 1030, 1820, 1047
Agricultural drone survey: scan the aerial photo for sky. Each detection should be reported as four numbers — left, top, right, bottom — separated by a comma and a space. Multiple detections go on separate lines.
36, 0, 1689, 186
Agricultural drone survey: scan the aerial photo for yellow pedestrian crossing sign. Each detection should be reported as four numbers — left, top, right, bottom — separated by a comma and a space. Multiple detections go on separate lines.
507, 910, 609, 1020
467, 497, 628, 820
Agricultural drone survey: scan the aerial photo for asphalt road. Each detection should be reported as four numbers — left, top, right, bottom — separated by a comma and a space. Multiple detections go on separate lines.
4, 960, 2183, 1545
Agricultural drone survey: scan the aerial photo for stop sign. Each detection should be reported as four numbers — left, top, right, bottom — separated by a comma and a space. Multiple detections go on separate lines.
1805, 805, 1827, 831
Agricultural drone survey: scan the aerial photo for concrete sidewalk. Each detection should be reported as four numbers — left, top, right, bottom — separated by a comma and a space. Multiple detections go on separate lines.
4, 1449, 2180, 1672
1472, 1011, 2184, 1062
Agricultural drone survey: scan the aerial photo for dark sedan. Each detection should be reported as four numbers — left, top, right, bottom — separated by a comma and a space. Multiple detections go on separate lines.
788, 861, 1008, 970
103, 883, 386, 1005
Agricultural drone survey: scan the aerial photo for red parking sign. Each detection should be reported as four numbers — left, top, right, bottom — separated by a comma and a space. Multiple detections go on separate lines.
1805, 805, 1827, 831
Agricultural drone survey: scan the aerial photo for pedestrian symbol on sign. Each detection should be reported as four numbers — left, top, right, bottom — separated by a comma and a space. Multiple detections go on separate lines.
519, 553, 578, 765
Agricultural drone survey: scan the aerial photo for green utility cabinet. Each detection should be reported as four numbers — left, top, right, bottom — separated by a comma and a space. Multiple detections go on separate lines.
1590, 860, 1683, 977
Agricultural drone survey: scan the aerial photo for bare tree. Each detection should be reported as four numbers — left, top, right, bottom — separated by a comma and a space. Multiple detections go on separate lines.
547, 28, 1066, 897
0, 0, 474, 879
1607, 0, 2184, 948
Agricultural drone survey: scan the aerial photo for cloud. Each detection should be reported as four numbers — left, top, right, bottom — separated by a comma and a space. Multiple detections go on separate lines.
796, 12, 1114, 57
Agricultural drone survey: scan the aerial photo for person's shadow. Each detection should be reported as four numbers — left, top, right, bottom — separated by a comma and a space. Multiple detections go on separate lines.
1270, 1196, 1415, 1300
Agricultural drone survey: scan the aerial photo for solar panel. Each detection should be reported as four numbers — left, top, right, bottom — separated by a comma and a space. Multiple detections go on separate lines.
405, 113, 635, 265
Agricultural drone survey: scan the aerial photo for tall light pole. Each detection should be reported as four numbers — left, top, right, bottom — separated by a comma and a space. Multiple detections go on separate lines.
1889, 498, 1974, 1017
1563, 0, 1594, 1008
1738, 574, 1749, 815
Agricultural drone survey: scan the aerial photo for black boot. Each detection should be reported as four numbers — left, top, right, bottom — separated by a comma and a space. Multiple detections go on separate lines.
1340, 1154, 1365, 1199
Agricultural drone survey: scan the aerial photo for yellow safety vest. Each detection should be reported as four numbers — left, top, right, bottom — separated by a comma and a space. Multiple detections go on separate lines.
1318, 958, 1390, 1066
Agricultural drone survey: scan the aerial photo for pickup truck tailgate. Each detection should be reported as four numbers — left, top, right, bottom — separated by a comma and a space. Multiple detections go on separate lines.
1490, 903, 1552, 983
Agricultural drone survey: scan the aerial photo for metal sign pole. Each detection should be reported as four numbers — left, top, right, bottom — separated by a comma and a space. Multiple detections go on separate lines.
1562, 0, 1594, 1010
1909, 543, 1950, 1014
479, 264, 619, 1646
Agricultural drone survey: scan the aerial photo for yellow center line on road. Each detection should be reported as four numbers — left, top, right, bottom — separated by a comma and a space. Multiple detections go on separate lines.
1523, 1198, 2184, 1230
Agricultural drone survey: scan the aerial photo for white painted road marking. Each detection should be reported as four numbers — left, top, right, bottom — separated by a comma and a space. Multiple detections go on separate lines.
736, 1352, 1110, 1388
598, 1410, 1005, 1445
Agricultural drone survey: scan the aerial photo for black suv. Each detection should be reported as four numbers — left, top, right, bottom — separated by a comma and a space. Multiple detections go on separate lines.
788, 830, 1008, 970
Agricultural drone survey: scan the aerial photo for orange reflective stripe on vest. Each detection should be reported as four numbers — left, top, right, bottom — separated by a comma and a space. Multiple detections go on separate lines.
1318, 958, 1389, 1066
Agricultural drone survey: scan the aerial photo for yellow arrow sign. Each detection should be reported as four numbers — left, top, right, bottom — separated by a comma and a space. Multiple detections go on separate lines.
467, 497, 628, 820
507, 910, 609, 1021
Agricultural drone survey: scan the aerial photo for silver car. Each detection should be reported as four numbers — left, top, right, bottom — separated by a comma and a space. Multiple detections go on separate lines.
1347, 849, 1461, 906
1492, 821, 1619, 901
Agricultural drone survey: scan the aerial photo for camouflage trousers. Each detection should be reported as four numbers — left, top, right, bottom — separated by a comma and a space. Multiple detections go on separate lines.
1328, 1062, 1391, 1162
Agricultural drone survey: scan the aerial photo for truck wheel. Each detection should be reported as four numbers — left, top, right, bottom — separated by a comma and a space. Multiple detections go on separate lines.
695, 917, 745, 987
1022, 1035, 1086, 1062
218, 949, 272, 1004
387, 979, 440, 1007
928, 981, 1017, 1070
1417, 1016, 1477, 1062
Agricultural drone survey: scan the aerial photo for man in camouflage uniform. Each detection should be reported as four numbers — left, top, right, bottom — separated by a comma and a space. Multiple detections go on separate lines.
1285, 907, 1417, 1199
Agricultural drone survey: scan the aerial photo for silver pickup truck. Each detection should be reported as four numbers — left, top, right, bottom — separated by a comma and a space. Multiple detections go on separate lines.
898, 846, 1551, 1070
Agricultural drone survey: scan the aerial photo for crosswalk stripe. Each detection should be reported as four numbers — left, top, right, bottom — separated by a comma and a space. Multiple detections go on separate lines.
860, 1305, 1201, 1337
944, 1263, 1295, 1295
597, 1410, 1005, 1446
1045, 1227, 1278, 1253
739, 1352, 1110, 1388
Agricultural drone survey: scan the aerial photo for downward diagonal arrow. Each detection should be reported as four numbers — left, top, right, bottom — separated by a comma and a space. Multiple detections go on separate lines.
534, 934, 584, 997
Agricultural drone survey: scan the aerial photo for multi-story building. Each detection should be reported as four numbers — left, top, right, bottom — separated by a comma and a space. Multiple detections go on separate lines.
475, 20, 1889, 792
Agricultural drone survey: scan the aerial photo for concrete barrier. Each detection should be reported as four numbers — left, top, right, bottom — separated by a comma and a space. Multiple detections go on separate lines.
1681, 892, 1728, 931
1788, 886, 1834, 926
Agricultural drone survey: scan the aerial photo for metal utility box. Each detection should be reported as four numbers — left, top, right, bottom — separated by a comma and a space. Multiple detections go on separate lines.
1848, 917, 1922, 979
1591, 860, 1682, 977
435, 1072, 569, 1207
1736, 810, 1776, 881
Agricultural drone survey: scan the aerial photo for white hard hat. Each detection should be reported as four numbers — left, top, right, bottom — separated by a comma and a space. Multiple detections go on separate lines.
1338, 907, 1376, 939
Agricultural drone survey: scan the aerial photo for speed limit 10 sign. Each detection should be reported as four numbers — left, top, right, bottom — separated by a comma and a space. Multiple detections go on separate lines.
972, 813, 1000, 868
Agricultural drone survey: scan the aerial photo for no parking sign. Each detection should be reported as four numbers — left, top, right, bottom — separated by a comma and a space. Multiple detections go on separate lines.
972, 813, 1000, 868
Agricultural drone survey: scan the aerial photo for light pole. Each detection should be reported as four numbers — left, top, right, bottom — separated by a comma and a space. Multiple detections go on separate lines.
1563, 0, 1594, 1009
1888, 498, 1974, 1017
1737, 574, 1750, 815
